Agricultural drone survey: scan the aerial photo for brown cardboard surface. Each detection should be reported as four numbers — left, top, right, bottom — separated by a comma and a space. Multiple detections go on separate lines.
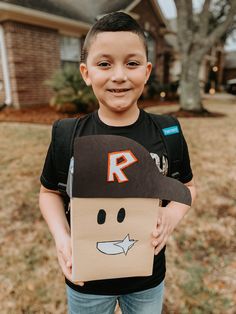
71, 198, 160, 282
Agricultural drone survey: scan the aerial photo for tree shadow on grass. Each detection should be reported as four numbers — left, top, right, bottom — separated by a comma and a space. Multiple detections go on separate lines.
167, 108, 226, 118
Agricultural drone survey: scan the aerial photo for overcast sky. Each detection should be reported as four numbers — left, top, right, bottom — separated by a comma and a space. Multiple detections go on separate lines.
157, 0, 236, 51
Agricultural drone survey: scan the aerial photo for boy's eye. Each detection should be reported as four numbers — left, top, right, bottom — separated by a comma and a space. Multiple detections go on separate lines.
127, 61, 140, 67
97, 61, 111, 68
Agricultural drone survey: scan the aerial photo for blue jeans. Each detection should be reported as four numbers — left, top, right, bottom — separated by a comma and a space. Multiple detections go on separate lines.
66, 281, 164, 314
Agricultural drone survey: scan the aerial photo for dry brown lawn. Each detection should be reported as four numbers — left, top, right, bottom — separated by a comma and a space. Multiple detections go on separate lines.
0, 97, 236, 314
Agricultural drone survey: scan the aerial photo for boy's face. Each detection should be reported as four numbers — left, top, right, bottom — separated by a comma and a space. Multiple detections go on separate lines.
80, 31, 152, 114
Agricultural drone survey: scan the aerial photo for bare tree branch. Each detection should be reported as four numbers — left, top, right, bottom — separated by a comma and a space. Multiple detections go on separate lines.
214, 1, 229, 21
185, 0, 193, 26
201, 0, 236, 54
199, 0, 211, 37
174, 0, 188, 33
174, 0, 194, 54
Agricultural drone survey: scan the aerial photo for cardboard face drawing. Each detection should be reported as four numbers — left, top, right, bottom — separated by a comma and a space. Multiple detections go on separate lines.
69, 135, 191, 282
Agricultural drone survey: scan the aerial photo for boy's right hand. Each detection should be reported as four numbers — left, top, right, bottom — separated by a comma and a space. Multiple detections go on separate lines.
55, 233, 84, 286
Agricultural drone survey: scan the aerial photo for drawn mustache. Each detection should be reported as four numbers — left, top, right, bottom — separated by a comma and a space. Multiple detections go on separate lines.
96, 234, 137, 255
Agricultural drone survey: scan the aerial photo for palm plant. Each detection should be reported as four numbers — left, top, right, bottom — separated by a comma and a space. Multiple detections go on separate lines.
45, 64, 97, 113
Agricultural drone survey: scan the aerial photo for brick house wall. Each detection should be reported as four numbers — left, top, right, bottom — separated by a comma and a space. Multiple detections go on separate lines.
3, 21, 60, 107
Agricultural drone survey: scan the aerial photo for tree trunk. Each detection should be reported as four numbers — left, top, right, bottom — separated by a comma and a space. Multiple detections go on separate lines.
179, 56, 204, 112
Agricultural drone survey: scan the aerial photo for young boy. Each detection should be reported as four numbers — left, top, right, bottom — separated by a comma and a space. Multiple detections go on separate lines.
39, 12, 196, 314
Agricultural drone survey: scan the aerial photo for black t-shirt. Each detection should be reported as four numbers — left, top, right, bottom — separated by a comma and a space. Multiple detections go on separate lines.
40, 109, 193, 295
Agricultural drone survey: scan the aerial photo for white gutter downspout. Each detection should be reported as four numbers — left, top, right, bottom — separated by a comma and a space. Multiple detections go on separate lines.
0, 25, 12, 106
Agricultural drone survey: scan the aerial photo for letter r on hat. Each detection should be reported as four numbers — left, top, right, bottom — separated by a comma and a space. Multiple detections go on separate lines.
107, 150, 138, 183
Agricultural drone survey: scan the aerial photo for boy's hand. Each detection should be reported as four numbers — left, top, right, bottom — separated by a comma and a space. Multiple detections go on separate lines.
55, 233, 84, 286
152, 180, 195, 255
151, 204, 189, 255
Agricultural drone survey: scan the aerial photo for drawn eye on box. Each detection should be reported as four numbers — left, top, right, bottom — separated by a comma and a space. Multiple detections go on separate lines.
96, 208, 137, 255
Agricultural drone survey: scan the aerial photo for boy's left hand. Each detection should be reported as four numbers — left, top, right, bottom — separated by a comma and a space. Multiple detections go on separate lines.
152, 179, 195, 255
152, 204, 188, 255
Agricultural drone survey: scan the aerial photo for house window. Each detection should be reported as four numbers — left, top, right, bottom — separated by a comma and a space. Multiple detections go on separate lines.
146, 33, 156, 66
60, 36, 81, 66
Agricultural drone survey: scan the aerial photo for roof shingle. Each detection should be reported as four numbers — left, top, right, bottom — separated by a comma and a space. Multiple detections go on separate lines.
0, 0, 133, 24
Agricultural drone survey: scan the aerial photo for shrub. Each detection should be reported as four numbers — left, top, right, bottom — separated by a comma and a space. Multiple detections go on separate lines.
143, 71, 179, 101
45, 64, 97, 113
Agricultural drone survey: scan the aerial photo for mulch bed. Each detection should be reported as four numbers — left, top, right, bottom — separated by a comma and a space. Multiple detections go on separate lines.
0, 105, 81, 125
0, 100, 223, 125
0, 100, 176, 125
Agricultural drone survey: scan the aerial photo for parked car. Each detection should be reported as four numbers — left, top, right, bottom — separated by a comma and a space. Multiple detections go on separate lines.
226, 78, 236, 95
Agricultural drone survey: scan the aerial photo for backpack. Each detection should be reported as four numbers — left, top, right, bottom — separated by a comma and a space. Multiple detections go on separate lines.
52, 113, 184, 209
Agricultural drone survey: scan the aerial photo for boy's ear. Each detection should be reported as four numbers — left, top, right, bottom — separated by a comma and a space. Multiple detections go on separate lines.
145, 62, 152, 84
80, 63, 91, 86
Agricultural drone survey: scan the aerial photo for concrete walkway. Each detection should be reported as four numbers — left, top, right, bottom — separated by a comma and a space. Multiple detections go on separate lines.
203, 92, 236, 102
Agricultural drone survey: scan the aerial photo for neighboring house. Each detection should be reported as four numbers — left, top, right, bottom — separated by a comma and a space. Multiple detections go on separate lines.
0, 0, 173, 108
223, 50, 236, 94
165, 18, 225, 93
223, 50, 236, 83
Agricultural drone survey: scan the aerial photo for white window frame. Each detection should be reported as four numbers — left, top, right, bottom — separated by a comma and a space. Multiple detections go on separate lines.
60, 35, 81, 63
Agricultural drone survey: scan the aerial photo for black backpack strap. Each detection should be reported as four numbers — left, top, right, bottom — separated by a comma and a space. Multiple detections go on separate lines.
149, 113, 183, 180
52, 117, 80, 195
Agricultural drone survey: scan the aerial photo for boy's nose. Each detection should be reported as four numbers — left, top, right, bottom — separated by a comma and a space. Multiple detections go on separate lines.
111, 66, 127, 83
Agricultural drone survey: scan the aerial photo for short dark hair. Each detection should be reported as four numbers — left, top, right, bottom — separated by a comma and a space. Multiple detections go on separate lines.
80, 11, 148, 63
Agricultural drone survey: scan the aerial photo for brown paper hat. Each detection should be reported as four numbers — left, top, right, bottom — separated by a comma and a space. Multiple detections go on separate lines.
72, 135, 191, 206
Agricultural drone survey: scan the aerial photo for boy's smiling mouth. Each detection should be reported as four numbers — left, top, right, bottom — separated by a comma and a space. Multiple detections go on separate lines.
108, 88, 131, 93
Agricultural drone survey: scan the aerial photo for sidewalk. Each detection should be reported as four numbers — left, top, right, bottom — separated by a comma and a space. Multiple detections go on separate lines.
203, 92, 236, 103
